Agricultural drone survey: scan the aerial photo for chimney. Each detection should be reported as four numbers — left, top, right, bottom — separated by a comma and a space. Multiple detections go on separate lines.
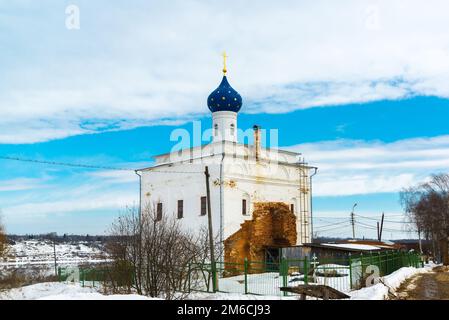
253, 125, 261, 161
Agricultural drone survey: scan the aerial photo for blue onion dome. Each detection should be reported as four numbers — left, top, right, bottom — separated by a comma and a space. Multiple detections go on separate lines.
207, 76, 243, 113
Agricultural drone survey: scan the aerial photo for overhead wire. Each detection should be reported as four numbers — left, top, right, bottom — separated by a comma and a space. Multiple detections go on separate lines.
0, 155, 204, 174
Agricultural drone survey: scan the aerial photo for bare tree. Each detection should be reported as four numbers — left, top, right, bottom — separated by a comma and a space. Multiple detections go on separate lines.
106, 204, 218, 299
401, 173, 449, 265
0, 214, 9, 260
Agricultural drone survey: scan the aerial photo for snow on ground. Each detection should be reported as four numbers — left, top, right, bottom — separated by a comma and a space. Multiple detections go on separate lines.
187, 292, 296, 300
0, 282, 157, 300
349, 264, 435, 300
2, 240, 108, 266
193, 268, 351, 297
0, 282, 288, 300
0, 264, 432, 300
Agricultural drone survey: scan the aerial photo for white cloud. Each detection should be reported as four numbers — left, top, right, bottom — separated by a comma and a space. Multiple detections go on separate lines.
1, 0, 449, 143
87, 170, 139, 184
4, 192, 137, 217
288, 135, 449, 196
0, 177, 48, 192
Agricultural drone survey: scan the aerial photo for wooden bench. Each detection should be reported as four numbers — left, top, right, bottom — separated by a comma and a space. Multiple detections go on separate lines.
280, 285, 350, 300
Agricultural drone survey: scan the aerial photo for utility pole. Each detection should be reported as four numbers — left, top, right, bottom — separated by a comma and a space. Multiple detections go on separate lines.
350, 203, 357, 239
379, 212, 385, 241
377, 222, 380, 241
205, 166, 217, 292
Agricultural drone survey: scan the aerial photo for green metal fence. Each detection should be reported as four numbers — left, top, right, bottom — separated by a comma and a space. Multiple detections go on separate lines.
58, 250, 424, 297
58, 266, 108, 288
188, 250, 423, 296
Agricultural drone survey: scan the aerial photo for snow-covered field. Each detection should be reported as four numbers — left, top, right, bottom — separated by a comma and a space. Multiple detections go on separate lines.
0, 240, 110, 279
1, 240, 108, 266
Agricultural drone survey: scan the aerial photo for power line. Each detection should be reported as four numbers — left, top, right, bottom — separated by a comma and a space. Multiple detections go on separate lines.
355, 221, 412, 233
0, 155, 204, 174
0, 155, 133, 171
314, 225, 351, 234
313, 216, 349, 220
314, 220, 350, 230
355, 213, 411, 224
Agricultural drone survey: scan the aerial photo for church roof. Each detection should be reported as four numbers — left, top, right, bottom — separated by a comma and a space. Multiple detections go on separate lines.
207, 76, 242, 113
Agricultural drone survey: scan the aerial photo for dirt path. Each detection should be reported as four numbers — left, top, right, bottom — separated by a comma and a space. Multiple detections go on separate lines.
394, 266, 449, 300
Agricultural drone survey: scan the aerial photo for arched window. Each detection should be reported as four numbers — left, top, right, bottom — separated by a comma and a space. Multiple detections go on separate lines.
214, 124, 218, 136
230, 123, 235, 136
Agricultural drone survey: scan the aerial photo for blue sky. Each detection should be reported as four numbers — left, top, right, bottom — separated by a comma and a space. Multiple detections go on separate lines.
1, 0, 449, 238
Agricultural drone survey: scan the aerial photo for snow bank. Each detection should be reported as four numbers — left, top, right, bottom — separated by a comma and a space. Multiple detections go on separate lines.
187, 292, 295, 300
39, 293, 155, 300
0, 282, 157, 300
349, 266, 432, 300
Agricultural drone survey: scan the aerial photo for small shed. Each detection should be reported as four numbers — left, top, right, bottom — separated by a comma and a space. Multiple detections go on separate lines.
282, 240, 403, 261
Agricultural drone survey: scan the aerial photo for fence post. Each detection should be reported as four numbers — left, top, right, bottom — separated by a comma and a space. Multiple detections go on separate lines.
303, 256, 308, 285
211, 261, 217, 293
281, 257, 288, 297
393, 251, 396, 271
360, 253, 364, 280
244, 258, 248, 295
348, 254, 353, 290
81, 269, 85, 287
386, 251, 391, 274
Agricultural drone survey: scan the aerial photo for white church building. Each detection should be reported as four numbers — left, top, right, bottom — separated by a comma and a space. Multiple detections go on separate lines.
137, 57, 317, 264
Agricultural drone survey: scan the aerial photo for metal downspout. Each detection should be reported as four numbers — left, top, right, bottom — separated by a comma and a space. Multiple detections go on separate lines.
309, 167, 318, 243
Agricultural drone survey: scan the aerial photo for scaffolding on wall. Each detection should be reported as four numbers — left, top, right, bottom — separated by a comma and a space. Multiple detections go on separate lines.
297, 159, 316, 244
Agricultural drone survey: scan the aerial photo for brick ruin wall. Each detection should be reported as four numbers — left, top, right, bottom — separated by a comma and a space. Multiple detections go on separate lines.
224, 202, 297, 270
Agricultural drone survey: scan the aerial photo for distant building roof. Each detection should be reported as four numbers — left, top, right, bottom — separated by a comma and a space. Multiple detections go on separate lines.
321, 243, 381, 251
334, 239, 403, 250
300, 239, 404, 252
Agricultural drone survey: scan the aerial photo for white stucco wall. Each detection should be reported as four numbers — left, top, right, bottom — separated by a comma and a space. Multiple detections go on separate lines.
139, 141, 313, 252
140, 161, 222, 238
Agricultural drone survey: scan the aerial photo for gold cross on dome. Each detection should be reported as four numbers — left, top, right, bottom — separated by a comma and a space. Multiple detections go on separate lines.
222, 51, 228, 75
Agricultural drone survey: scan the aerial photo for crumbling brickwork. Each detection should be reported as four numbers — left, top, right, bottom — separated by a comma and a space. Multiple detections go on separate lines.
224, 202, 297, 267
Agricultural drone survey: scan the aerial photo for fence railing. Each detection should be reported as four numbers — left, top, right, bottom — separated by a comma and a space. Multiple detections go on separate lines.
58, 267, 108, 288
189, 250, 423, 296
58, 250, 423, 297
